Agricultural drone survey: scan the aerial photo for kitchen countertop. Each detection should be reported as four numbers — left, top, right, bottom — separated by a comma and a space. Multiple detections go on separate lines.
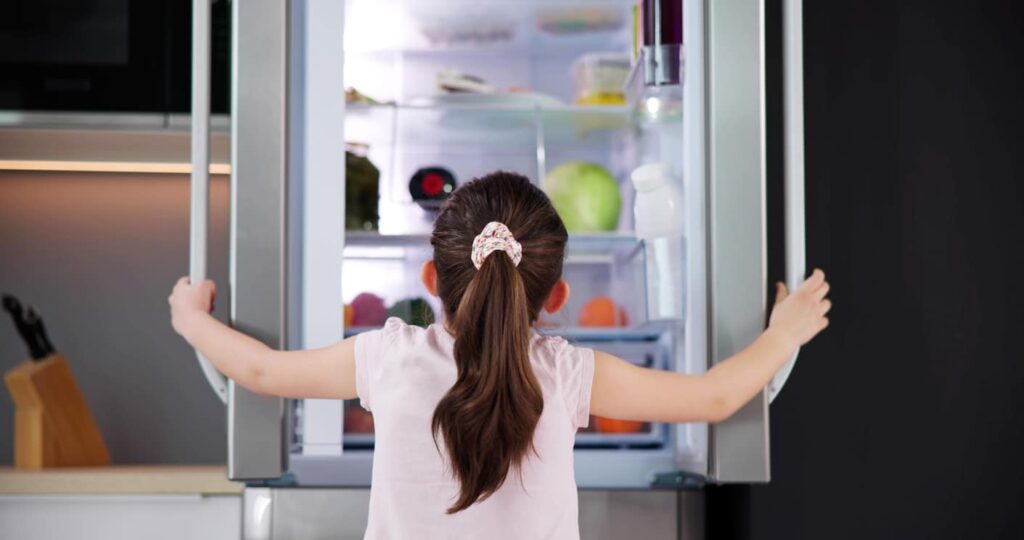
0, 465, 241, 495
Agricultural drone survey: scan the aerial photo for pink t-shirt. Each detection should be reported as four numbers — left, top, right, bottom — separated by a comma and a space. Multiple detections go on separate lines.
354, 317, 595, 539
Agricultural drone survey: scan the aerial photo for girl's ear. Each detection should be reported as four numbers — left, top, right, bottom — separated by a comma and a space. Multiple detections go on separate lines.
543, 278, 570, 314
421, 260, 439, 297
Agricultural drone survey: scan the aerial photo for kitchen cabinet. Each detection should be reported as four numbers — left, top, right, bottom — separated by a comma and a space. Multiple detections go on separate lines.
0, 466, 241, 540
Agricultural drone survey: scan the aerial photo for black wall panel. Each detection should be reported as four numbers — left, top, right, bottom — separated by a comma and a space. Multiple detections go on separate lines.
708, 1, 1024, 539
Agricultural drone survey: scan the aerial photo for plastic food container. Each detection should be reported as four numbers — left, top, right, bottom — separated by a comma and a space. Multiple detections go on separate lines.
572, 52, 632, 105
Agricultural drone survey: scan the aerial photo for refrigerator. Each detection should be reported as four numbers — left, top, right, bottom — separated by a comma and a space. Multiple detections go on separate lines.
187, 0, 806, 538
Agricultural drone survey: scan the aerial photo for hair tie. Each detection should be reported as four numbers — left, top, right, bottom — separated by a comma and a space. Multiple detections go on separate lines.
471, 222, 522, 270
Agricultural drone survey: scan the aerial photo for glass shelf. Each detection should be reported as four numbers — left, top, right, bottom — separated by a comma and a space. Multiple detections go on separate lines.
344, 324, 669, 341
540, 322, 676, 342
344, 231, 643, 264
344, 0, 634, 54
341, 425, 666, 450
343, 431, 666, 450
345, 102, 632, 148
575, 428, 664, 449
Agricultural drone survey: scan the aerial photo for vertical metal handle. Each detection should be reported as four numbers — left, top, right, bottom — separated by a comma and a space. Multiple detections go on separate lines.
191, 0, 228, 404
768, 0, 805, 403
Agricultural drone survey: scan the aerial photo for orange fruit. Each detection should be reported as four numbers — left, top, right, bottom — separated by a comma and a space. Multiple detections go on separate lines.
343, 304, 354, 327
578, 296, 629, 327
593, 416, 645, 434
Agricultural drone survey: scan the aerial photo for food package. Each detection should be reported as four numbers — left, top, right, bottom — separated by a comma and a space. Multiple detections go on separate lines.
345, 144, 380, 231
572, 53, 631, 105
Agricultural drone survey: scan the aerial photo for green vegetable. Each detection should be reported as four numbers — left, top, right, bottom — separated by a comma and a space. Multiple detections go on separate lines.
543, 161, 621, 232
387, 298, 436, 328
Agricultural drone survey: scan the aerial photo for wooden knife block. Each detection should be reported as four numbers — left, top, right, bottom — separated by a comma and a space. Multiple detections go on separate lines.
4, 354, 110, 469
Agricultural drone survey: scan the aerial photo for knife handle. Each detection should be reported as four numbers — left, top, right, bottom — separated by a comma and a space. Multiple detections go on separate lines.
3, 295, 49, 360
25, 307, 57, 358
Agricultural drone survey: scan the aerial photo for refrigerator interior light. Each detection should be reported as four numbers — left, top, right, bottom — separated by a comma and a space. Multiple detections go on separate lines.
644, 96, 662, 117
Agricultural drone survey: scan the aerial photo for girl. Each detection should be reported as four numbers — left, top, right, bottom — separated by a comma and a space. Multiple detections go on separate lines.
169, 172, 830, 539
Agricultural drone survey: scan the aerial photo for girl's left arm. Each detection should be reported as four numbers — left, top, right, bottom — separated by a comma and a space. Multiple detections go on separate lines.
590, 270, 830, 424
169, 277, 357, 400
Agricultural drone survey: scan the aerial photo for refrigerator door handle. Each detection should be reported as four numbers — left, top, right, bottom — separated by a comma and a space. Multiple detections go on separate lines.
768, 0, 806, 403
190, 0, 228, 404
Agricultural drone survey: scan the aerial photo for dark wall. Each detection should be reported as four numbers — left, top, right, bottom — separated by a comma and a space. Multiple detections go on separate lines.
709, 1, 1024, 538
0, 173, 229, 465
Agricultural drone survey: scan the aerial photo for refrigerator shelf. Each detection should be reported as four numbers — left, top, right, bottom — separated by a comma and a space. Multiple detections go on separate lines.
343, 324, 671, 344
344, 231, 643, 264
347, 102, 630, 120
345, 101, 633, 149
574, 430, 664, 449
344, 0, 634, 55
340, 432, 665, 450
540, 322, 677, 343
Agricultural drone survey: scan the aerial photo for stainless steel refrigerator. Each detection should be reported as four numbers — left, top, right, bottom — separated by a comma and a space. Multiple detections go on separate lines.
187, 0, 806, 538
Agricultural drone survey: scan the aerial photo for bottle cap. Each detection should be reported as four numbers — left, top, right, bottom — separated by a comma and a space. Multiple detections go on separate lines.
630, 163, 666, 192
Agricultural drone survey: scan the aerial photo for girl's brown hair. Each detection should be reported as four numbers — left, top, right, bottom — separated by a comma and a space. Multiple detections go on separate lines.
430, 171, 568, 513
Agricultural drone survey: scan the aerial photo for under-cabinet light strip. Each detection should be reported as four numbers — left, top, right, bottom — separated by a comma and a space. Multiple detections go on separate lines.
0, 160, 231, 175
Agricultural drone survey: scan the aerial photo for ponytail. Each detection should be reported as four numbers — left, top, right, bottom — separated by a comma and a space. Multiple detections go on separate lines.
431, 250, 544, 514
429, 171, 567, 513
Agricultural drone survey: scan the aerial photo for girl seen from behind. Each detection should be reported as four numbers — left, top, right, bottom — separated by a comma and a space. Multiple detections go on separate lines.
169, 171, 830, 539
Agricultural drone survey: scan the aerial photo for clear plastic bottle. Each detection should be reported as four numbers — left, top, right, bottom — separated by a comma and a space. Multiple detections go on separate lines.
631, 163, 685, 321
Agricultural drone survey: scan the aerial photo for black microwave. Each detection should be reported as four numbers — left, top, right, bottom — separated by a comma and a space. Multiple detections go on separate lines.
0, 0, 230, 114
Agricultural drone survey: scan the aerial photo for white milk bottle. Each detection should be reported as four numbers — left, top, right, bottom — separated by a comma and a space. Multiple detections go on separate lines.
631, 163, 685, 321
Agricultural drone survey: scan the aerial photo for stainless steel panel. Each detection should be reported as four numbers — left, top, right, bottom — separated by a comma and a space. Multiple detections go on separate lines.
269, 489, 370, 540
253, 488, 697, 540
706, 0, 771, 482
228, 0, 290, 481
579, 490, 682, 540
243, 488, 273, 540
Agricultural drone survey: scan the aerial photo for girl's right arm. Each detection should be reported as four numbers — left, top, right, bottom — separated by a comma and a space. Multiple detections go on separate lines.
169, 277, 358, 400
590, 269, 831, 424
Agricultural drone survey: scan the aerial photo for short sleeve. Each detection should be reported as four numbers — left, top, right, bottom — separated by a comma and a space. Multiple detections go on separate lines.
559, 344, 596, 429
353, 317, 404, 411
